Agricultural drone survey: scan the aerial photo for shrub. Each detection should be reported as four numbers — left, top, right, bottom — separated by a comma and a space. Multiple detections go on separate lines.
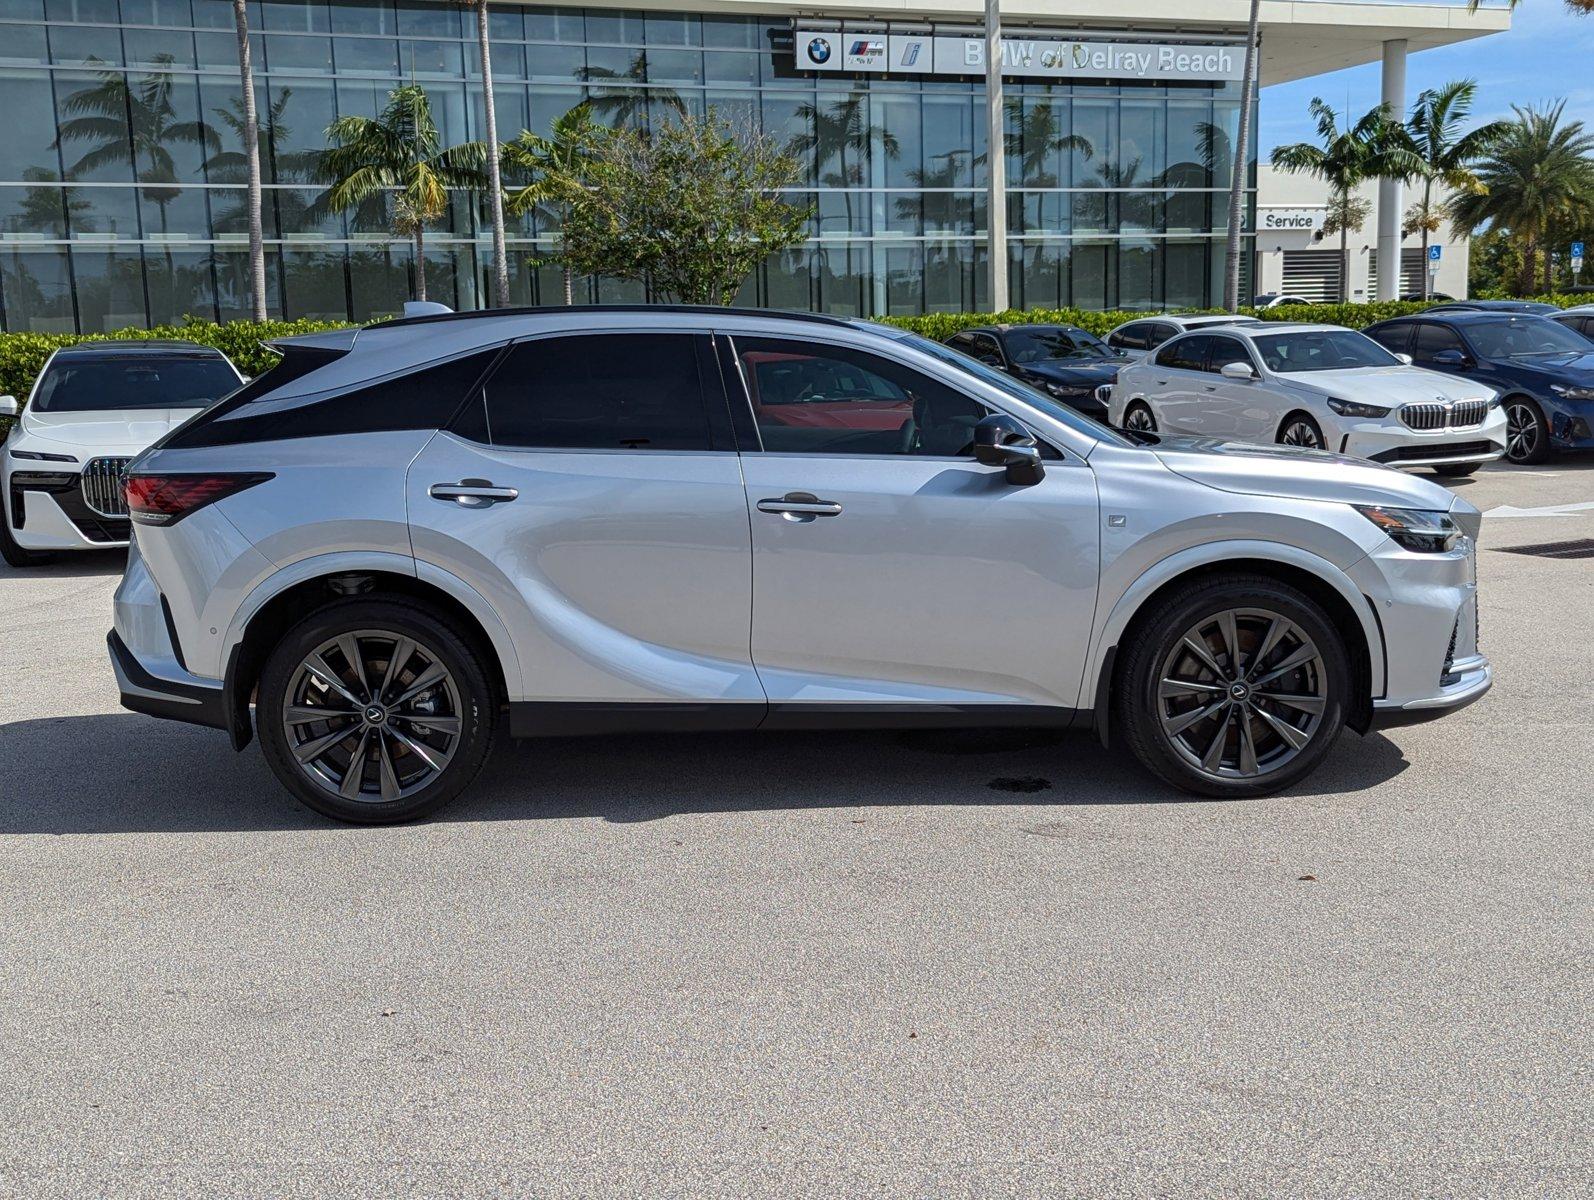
0, 317, 353, 424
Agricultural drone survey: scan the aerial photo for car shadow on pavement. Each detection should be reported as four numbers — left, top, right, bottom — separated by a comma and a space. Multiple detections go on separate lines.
0, 549, 127, 579
0, 713, 1411, 834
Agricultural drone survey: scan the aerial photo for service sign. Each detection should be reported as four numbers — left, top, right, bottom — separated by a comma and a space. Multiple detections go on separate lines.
795, 30, 1244, 83
1259, 207, 1326, 233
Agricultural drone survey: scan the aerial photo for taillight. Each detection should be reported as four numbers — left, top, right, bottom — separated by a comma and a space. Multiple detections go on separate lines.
124, 473, 272, 526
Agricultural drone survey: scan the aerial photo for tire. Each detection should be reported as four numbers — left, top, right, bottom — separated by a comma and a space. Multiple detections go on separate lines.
1122, 402, 1157, 434
0, 492, 54, 568
1503, 396, 1552, 465
1277, 412, 1326, 451
257, 597, 499, 824
1433, 463, 1478, 479
1114, 574, 1351, 799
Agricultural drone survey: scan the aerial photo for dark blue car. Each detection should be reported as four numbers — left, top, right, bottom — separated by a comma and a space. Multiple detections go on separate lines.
1364, 312, 1594, 464
943, 324, 1126, 421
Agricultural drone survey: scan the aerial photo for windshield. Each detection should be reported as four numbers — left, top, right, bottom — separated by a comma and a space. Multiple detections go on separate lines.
1003, 327, 1118, 365
903, 333, 1132, 446
32, 356, 240, 412
1464, 318, 1591, 359
1253, 330, 1399, 373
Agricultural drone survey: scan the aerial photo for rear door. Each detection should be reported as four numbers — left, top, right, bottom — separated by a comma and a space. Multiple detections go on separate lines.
405, 329, 763, 727
724, 333, 1100, 715
1148, 334, 1214, 434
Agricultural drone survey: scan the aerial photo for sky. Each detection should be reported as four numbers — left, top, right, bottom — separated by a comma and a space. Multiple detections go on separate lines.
1259, 2, 1591, 156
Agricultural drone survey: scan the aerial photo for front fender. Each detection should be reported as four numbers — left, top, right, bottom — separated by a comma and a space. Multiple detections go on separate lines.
1081, 538, 1386, 711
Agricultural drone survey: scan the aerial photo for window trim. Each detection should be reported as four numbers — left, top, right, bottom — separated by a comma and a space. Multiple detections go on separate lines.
1201, 333, 1259, 375
448, 326, 738, 456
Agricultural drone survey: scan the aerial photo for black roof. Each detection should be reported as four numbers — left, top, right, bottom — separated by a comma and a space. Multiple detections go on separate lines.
1375, 309, 1555, 324
367, 304, 860, 331
54, 339, 225, 358
961, 323, 1090, 336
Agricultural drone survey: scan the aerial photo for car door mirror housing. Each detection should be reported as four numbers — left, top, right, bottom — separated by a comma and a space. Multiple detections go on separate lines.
972, 413, 1045, 486
1395, 352, 1414, 366
1218, 361, 1256, 381
1432, 348, 1469, 367
0, 395, 17, 417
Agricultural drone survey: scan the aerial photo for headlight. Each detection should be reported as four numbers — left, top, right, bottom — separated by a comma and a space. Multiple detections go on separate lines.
1326, 397, 1391, 418
1353, 505, 1462, 553
10, 449, 79, 462
1550, 383, 1594, 401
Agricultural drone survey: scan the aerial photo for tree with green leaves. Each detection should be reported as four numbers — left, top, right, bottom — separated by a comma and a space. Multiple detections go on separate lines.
1448, 102, 1594, 294
546, 111, 811, 306
502, 103, 605, 305
317, 84, 487, 303
1402, 80, 1509, 298
1270, 98, 1424, 302
458, 0, 509, 307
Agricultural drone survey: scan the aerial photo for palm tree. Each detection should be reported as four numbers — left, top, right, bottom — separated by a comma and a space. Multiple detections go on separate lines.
460, 0, 509, 307
1004, 100, 1092, 187
1402, 80, 1509, 298
789, 94, 898, 243
1270, 98, 1423, 302
55, 57, 219, 280
1223, 0, 1261, 311
580, 52, 685, 129
502, 102, 604, 304
1448, 102, 1594, 293
317, 84, 487, 304
231, 0, 268, 321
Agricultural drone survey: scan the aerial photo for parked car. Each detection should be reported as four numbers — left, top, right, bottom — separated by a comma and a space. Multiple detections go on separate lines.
1401, 291, 1456, 303
1251, 293, 1314, 309
1106, 323, 1505, 476
1421, 299, 1560, 316
109, 306, 1490, 823
1105, 314, 1264, 361
1, 341, 245, 567
1548, 305, 1594, 342
943, 323, 1125, 420
1364, 311, 1594, 464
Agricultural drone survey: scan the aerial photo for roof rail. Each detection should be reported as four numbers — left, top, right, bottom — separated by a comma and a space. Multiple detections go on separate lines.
365, 303, 861, 331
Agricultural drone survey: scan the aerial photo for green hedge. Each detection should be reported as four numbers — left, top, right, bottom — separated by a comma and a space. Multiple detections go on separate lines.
0, 317, 353, 417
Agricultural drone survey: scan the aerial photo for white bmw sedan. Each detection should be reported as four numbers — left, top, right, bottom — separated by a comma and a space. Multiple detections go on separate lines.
2, 340, 244, 566
1106, 323, 1507, 477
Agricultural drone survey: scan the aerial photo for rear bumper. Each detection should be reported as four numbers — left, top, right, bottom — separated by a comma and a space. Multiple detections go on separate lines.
108, 629, 229, 732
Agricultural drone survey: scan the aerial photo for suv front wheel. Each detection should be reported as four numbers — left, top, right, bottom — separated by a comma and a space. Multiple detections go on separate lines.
1115, 575, 1350, 798
257, 598, 498, 823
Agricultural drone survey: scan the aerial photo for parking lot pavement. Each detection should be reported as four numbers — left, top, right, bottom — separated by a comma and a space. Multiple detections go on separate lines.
1, 460, 1591, 1198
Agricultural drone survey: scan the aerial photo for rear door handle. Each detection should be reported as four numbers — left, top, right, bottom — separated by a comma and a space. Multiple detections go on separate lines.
757, 491, 843, 521
429, 479, 518, 508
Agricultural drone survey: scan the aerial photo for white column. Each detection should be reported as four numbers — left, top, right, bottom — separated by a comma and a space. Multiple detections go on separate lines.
985, 0, 1008, 312
1376, 39, 1407, 302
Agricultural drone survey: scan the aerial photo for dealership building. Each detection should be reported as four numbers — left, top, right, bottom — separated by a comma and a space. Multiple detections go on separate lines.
0, 0, 1508, 331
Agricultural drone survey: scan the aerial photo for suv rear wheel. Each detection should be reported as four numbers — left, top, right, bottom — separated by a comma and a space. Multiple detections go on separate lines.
1115, 575, 1350, 798
257, 598, 498, 823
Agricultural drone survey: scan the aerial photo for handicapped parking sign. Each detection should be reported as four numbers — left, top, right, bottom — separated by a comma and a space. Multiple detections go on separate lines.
1574, 241, 1586, 277
1427, 243, 1441, 273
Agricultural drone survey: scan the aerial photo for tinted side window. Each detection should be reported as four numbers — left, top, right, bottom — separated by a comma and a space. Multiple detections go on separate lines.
1205, 337, 1254, 373
166, 349, 498, 448
1365, 322, 1413, 355
1149, 323, 1179, 347
1412, 323, 1463, 361
1155, 335, 1208, 372
1108, 323, 1147, 351
478, 334, 713, 451
731, 336, 987, 457
968, 333, 1004, 364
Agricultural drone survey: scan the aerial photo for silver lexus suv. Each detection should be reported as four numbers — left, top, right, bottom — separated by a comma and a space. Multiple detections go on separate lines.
109, 307, 1490, 823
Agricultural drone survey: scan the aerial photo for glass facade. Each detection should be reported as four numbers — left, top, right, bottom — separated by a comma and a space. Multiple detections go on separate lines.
0, 0, 1257, 331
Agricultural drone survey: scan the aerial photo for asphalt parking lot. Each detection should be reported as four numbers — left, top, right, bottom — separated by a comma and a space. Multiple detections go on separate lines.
2, 461, 1590, 1198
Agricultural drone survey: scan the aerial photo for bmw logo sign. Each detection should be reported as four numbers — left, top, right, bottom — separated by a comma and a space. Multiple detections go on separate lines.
808, 37, 832, 65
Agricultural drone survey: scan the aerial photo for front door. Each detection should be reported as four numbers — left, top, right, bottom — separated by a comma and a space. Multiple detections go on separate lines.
723, 334, 1100, 718
406, 330, 763, 729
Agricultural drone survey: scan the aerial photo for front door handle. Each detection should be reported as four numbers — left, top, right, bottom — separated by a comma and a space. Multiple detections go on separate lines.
756, 491, 843, 522
429, 479, 519, 508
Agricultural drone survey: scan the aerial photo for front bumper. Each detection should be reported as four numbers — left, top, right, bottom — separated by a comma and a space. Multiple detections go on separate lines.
1368, 655, 1491, 730
1339, 409, 1507, 469
7, 477, 130, 550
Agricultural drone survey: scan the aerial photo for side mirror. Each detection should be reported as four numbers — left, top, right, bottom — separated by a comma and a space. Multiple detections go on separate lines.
1432, 348, 1469, 368
1395, 352, 1414, 366
973, 413, 1045, 486
1218, 360, 1256, 381
0, 395, 17, 417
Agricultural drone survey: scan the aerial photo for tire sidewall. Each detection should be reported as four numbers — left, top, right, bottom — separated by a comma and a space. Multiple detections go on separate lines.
257, 599, 496, 823
1277, 412, 1325, 450
1121, 579, 1351, 798
1505, 397, 1551, 465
